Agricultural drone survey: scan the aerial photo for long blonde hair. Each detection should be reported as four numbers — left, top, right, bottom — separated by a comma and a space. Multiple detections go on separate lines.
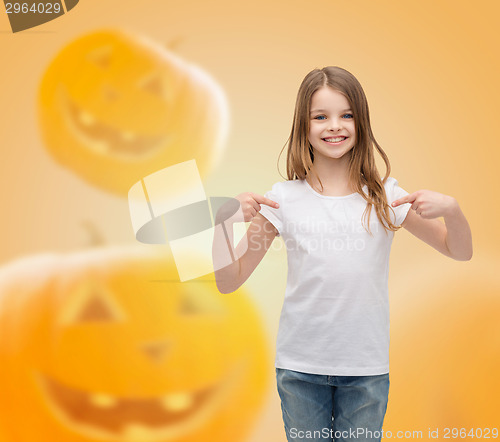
278, 66, 401, 235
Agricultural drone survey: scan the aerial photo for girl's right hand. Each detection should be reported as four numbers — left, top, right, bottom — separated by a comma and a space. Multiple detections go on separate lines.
216, 192, 279, 224
229, 192, 280, 223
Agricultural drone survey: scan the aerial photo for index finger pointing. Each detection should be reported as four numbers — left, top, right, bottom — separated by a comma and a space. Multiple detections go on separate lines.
391, 193, 415, 207
253, 194, 280, 208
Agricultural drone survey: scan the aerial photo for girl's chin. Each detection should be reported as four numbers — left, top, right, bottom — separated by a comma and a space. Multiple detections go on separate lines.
314, 149, 353, 160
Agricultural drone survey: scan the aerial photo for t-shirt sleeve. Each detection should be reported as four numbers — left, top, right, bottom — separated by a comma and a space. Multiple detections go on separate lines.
257, 182, 283, 237
386, 177, 412, 226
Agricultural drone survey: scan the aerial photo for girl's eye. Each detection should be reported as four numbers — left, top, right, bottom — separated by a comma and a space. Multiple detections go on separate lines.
313, 114, 353, 120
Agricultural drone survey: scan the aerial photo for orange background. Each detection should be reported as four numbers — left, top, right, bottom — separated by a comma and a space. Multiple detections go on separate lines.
1, 0, 499, 440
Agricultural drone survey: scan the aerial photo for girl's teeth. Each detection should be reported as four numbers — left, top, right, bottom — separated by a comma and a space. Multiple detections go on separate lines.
324, 137, 346, 142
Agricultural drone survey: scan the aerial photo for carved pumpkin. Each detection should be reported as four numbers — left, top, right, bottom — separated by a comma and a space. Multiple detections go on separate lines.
37, 29, 229, 196
0, 245, 269, 441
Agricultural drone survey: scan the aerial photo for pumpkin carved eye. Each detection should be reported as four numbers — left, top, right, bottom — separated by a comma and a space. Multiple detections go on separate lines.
87, 45, 113, 69
60, 283, 126, 326
101, 84, 119, 101
76, 295, 120, 323
178, 287, 226, 316
139, 71, 165, 98
179, 294, 203, 315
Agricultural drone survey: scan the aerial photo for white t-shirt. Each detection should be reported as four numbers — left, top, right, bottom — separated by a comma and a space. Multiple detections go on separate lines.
258, 177, 411, 376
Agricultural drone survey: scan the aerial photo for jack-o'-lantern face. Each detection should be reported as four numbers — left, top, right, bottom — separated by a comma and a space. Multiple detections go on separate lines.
38, 29, 229, 196
0, 246, 269, 441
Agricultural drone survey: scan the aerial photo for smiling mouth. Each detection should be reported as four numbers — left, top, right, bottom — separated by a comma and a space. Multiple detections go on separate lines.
58, 85, 170, 161
322, 137, 348, 145
33, 359, 246, 441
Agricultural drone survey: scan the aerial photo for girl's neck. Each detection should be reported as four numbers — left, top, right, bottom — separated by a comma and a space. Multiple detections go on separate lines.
306, 158, 353, 194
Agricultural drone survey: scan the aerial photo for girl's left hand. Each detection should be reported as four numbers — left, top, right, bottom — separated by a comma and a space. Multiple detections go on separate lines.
391, 190, 457, 219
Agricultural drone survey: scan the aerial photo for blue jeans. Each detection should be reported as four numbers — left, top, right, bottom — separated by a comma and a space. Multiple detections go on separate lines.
276, 368, 390, 442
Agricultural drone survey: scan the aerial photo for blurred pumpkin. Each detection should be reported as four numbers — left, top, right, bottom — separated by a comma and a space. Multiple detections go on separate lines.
385, 257, 500, 439
37, 28, 229, 196
0, 245, 269, 441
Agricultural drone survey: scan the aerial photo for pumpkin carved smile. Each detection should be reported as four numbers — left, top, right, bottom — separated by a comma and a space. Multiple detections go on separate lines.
58, 85, 170, 160
34, 358, 246, 440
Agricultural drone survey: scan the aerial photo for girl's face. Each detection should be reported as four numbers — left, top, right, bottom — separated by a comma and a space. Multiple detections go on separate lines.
308, 86, 356, 163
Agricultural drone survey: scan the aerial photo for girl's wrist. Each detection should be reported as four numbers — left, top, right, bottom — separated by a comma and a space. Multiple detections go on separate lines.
443, 197, 460, 220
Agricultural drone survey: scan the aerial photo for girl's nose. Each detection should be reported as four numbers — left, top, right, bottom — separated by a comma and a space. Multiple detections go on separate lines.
328, 119, 343, 131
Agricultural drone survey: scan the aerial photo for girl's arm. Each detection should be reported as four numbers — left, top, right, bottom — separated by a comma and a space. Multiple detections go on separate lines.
212, 193, 279, 293
392, 190, 473, 261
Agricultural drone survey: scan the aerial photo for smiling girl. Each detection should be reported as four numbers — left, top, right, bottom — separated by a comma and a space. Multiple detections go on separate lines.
212, 66, 472, 442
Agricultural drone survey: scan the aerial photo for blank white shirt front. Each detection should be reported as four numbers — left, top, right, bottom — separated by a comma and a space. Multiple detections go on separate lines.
258, 177, 411, 376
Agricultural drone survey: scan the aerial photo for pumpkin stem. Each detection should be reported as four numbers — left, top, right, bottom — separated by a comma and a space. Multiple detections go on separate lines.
81, 220, 106, 246
165, 36, 184, 51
